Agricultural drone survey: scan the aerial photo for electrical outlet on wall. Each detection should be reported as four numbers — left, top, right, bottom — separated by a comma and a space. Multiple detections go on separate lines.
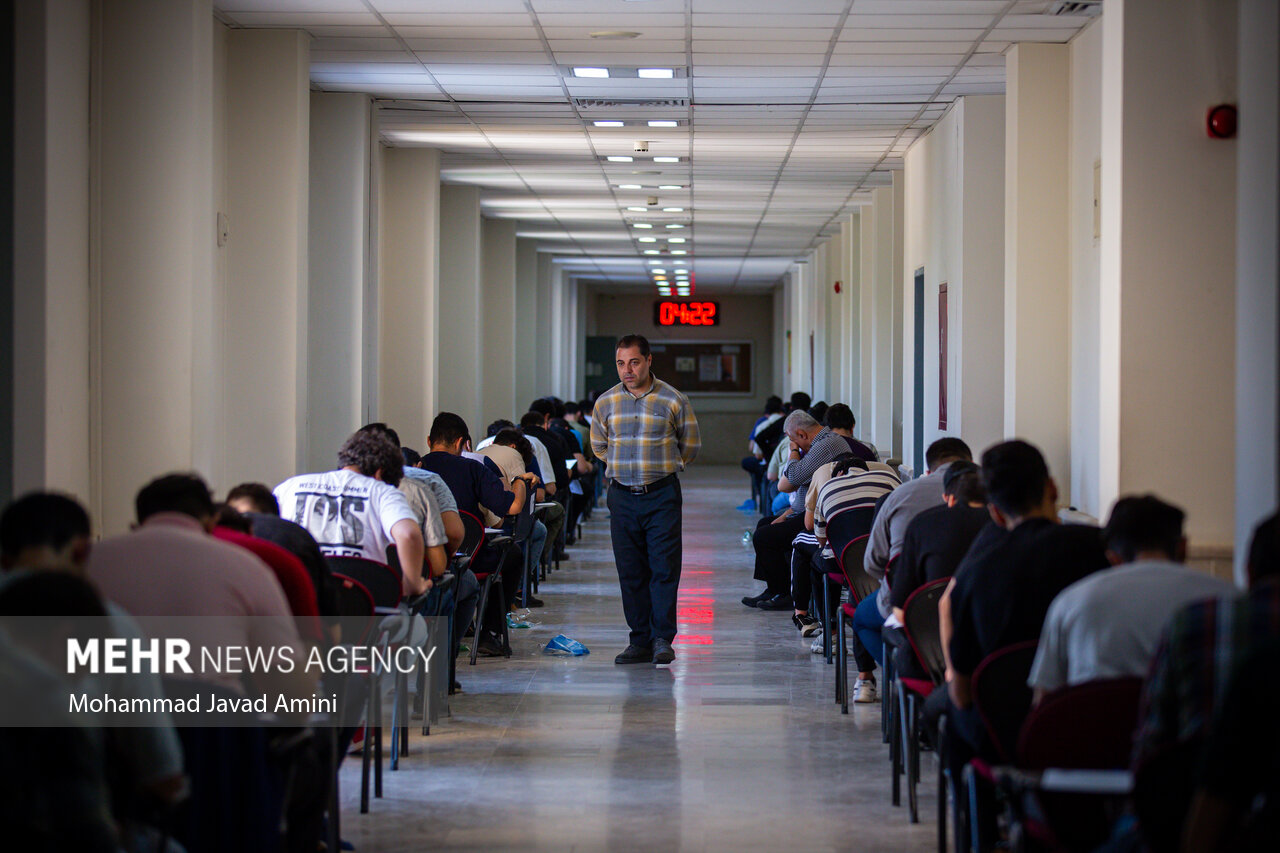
217, 212, 230, 247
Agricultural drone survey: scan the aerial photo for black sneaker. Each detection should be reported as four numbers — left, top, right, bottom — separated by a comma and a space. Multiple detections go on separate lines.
517, 594, 545, 608
476, 634, 505, 657
757, 593, 795, 611
653, 639, 675, 665
793, 613, 821, 636
614, 644, 654, 664
741, 590, 772, 608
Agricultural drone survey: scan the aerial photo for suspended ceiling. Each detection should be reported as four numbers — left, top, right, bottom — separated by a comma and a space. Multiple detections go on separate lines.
213, 0, 1096, 293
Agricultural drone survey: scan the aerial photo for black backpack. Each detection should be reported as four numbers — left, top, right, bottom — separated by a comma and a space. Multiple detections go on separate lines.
754, 417, 785, 459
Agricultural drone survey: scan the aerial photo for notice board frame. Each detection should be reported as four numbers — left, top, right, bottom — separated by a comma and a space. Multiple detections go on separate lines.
647, 339, 754, 396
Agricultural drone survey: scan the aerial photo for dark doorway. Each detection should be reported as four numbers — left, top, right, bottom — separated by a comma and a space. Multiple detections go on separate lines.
0, 1, 14, 506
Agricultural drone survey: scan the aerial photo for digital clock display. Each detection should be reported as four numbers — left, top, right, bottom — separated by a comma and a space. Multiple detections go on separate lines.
654, 301, 719, 327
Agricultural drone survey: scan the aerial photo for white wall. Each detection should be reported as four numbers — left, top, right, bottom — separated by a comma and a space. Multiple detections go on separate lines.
514, 238, 539, 405
902, 95, 1006, 474
1068, 19, 1104, 518
480, 217, 518, 428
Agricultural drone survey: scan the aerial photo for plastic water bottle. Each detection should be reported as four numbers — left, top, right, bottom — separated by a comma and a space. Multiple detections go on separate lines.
741, 529, 752, 545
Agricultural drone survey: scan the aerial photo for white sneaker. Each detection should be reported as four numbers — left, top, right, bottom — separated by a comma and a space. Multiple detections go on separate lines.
810, 633, 825, 654
854, 677, 878, 704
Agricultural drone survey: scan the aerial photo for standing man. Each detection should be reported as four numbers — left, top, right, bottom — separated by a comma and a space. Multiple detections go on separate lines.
592, 334, 700, 665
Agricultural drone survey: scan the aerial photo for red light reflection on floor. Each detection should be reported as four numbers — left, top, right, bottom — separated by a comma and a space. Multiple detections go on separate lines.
685, 571, 713, 575
677, 606, 714, 623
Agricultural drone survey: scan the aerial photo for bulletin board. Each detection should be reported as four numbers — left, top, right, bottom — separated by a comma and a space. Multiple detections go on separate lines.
647, 340, 753, 396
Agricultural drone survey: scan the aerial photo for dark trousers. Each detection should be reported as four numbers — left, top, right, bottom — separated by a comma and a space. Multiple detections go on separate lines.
753, 513, 806, 595
607, 478, 683, 647
790, 536, 822, 610
740, 456, 765, 501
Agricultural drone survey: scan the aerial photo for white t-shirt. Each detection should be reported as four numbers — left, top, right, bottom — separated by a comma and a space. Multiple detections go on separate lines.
275, 469, 418, 564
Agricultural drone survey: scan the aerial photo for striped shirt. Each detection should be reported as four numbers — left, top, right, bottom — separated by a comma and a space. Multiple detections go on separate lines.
781, 427, 852, 509
813, 468, 901, 541
591, 375, 700, 488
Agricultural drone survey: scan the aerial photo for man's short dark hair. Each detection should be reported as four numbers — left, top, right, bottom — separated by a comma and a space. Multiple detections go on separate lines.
338, 431, 404, 488
359, 422, 401, 448
520, 411, 544, 430
225, 483, 280, 516
0, 570, 106, 618
942, 461, 985, 505
824, 403, 855, 432
809, 401, 829, 425
528, 399, 554, 418
0, 493, 92, 561
980, 440, 1049, 519
213, 504, 253, 535
1103, 495, 1185, 563
789, 391, 811, 412
925, 437, 973, 470
832, 454, 869, 478
1247, 512, 1280, 586
764, 395, 784, 415
401, 447, 421, 467
548, 397, 567, 419
616, 334, 651, 358
564, 401, 581, 416
487, 419, 515, 438
493, 428, 534, 467
427, 412, 470, 449
136, 473, 215, 524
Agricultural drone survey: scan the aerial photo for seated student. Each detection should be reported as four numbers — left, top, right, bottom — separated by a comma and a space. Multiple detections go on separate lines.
1131, 512, 1280, 844
225, 482, 342, 643
357, 423, 449, 572
421, 412, 529, 656
861, 437, 973, 668
1182, 637, 1280, 853
212, 505, 327, 645
744, 410, 851, 609
89, 474, 317, 705
274, 430, 432, 597
0, 571, 121, 852
740, 396, 784, 511
823, 403, 876, 462
480, 428, 548, 607
1028, 495, 1231, 704
938, 441, 1108, 782
0, 493, 186, 825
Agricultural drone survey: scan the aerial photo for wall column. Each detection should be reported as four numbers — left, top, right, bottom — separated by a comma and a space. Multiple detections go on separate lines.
438, 185, 483, 431
481, 218, 517, 427
93, 0, 215, 533
12, 0, 91, 502
868, 186, 896, 456
1100, 0, 1237, 554
890, 171, 905, 459
307, 92, 371, 469
1004, 43, 1070, 493
378, 147, 439, 448
514, 238, 539, 406
1234, 0, 1279, 581
222, 29, 310, 489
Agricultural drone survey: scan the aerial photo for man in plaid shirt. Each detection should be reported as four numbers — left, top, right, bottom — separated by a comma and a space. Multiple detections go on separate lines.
591, 334, 700, 665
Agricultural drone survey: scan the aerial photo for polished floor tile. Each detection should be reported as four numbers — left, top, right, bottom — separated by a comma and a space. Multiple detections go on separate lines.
339, 466, 939, 852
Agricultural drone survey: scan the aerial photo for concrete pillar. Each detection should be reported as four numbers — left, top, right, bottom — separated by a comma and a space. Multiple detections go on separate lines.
534, 251, 555, 399
222, 29, 310, 489
1004, 43, 1071, 493
438, 185, 483, 432
481, 218, 517, 427
12, 0, 91, 501
307, 92, 372, 470
772, 284, 787, 395
1099, 0, 1237, 552
865, 187, 896, 456
93, 0, 215, 533
379, 146, 439, 448
890, 172, 905, 459
1234, 0, 1279, 582
837, 215, 856, 409
514, 238, 539, 406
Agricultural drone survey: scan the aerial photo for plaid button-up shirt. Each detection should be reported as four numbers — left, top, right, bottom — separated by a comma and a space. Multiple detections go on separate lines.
590, 375, 700, 488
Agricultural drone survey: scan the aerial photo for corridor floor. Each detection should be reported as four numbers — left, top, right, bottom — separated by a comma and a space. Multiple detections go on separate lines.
339, 465, 939, 852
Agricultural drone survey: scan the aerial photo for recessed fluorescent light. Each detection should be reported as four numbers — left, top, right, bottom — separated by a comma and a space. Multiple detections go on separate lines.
644, 249, 660, 255
653, 156, 679, 163
673, 260, 686, 265
618, 184, 642, 189
634, 223, 653, 229
666, 223, 684, 229
671, 250, 687, 255
590, 31, 640, 40
573, 67, 610, 78
638, 68, 674, 79
607, 155, 633, 163
638, 237, 657, 243
667, 237, 685, 243
662, 207, 683, 212
626, 206, 646, 212
658, 184, 682, 190
653, 268, 667, 274
648, 120, 678, 127
593, 120, 624, 127
649, 259, 662, 265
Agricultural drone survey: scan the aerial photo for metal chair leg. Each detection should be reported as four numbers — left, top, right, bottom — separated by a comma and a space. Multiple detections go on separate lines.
838, 613, 849, 713
469, 577, 493, 666
903, 687, 919, 823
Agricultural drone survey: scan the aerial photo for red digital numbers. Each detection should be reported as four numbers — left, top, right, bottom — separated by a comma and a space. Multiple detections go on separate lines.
654, 301, 719, 326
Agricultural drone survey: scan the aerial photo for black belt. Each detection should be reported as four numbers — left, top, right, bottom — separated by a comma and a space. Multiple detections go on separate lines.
611, 473, 677, 495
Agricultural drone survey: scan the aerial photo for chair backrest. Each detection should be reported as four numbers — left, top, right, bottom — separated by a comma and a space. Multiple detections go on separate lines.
970, 640, 1038, 764
837, 535, 877, 604
456, 510, 486, 567
511, 489, 536, 543
902, 577, 951, 684
825, 504, 877, 557
329, 573, 376, 646
1017, 676, 1143, 770
1132, 736, 1205, 853
323, 556, 401, 611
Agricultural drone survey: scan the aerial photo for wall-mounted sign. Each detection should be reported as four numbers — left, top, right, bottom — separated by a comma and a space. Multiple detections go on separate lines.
654, 300, 719, 326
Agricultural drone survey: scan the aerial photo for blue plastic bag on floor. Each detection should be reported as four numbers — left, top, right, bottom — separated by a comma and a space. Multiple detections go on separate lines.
543, 634, 589, 656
